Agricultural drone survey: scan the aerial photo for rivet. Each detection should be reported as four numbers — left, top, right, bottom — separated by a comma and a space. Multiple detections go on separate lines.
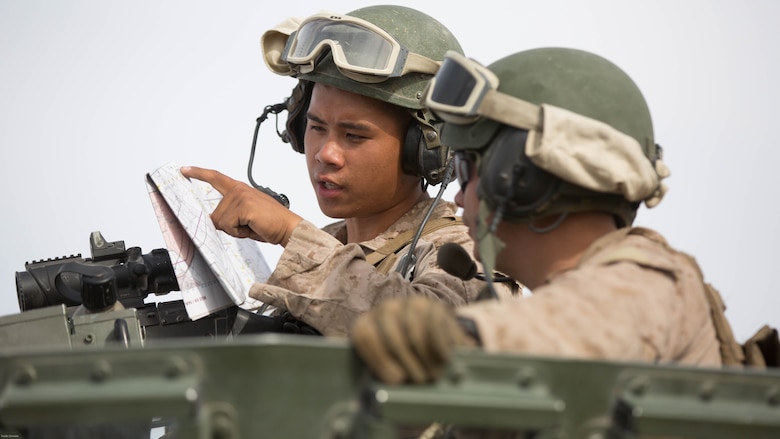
699, 380, 716, 401
90, 360, 111, 382
185, 387, 198, 402
516, 367, 536, 388
210, 410, 234, 439
766, 387, 780, 406
14, 364, 37, 385
630, 376, 649, 397
165, 357, 188, 379
448, 363, 466, 384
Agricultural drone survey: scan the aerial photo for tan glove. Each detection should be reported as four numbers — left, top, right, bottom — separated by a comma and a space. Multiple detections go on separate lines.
351, 296, 475, 385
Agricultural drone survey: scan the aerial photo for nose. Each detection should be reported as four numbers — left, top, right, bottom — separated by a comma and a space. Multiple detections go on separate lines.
454, 186, 465, 208
313, 136, 344, 167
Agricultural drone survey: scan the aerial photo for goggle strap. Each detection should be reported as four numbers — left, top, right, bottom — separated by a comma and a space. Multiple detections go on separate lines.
401, 53, 442, 76
298, 63, 315, 74
478, 89, 542, 131
337, 53, 441, 84
339, 68, 390, 84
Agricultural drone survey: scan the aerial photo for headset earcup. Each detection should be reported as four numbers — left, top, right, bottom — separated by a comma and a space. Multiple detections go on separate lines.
284, 81, 313, 154
401, 122, 424, 177
478, 127, 560, 219
401, 122, 448, 185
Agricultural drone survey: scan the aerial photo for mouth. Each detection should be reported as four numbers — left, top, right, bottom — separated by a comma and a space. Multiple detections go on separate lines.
319, 180, 342, 190
315, 176, 345, 198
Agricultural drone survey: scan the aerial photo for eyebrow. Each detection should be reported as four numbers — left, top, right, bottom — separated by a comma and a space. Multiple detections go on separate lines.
306, 112, 373, 132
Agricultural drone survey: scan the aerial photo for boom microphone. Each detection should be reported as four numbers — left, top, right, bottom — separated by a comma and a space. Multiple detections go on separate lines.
437, 242, 478, 281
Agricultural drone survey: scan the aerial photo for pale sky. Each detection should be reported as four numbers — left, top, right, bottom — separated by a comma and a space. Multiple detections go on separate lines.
1, 0, 778, 342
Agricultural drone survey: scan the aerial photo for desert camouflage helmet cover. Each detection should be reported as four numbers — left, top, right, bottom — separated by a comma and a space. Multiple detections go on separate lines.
442, 47, 669, 226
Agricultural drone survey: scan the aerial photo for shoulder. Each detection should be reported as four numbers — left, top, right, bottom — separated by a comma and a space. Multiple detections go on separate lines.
419, 200, 467, 240
396, 199, 470, 246
578, 226, 684, 275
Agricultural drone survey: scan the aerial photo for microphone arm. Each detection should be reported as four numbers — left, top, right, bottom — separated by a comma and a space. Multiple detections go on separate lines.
247, 102, 290, 208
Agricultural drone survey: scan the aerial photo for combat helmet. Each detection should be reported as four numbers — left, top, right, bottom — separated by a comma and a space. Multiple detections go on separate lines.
427, 47, 670, 227
261, 6, 463, 185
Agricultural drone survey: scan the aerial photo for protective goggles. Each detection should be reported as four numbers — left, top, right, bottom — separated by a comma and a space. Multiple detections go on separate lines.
281, 12, 441, 83
424, 50, 542, 128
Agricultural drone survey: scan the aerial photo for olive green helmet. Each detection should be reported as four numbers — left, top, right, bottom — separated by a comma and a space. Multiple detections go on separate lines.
266, 5, 463, 185
442, 47, 666, 226
295, 5, 463, 109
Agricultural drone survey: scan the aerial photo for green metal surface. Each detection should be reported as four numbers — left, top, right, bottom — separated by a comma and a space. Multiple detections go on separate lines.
1, 307, 780, 438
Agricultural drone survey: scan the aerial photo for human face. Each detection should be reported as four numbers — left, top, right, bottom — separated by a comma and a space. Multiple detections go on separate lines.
455, 155, 524, 276
453, 150, 480, 190
454, 155, 481, 259
305, 83, 421, 222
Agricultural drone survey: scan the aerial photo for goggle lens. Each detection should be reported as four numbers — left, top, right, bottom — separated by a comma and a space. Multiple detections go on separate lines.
428, 55, 478, 108
424, 50, 498, 124
289, 19, 395, 72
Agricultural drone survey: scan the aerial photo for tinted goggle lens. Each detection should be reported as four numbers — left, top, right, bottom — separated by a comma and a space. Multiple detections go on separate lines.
425, 51, 499, 124
428, 56, 478, 108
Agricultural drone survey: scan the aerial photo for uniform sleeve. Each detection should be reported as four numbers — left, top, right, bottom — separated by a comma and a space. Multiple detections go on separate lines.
456, 261, 721, 366
249, 220, 510, 337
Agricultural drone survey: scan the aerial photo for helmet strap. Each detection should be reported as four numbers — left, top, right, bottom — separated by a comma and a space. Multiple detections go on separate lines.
411, 109, 441, 149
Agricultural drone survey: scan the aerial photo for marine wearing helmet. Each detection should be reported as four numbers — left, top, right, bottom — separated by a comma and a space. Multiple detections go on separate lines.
426, 47, 671, 290
428, 47, 669, 228
262, 5, 465, 185
180, 6, 519, 338
351, 48, 725, 390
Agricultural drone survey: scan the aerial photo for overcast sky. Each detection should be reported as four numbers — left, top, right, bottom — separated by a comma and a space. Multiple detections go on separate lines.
1, 0, 778, 342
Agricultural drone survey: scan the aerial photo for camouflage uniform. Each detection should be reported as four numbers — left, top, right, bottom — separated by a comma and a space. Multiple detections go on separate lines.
250, 198, 516, 337
457, 227, 721, 366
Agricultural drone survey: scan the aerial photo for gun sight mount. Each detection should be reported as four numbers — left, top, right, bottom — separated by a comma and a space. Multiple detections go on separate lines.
15, 231, 179, 312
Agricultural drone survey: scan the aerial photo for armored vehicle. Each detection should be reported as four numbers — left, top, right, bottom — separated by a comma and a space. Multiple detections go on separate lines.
1, 233, 779, 438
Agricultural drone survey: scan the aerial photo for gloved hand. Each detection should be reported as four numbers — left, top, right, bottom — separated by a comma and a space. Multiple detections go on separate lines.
280, 310, 322, 336
351, 296, 476, 385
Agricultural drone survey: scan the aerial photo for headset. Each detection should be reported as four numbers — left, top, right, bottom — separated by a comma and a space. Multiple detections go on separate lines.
477, 126, 561, 222
246, 80, 454, 280
282, 80, 450, 186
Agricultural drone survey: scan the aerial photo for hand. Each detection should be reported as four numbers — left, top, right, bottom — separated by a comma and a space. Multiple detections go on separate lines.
351, 296, 474, 385
180, 166, 302, 246
280, 310, 322, 336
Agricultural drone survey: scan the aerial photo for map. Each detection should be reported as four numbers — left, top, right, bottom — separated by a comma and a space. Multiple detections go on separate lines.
146, 162, 270, 320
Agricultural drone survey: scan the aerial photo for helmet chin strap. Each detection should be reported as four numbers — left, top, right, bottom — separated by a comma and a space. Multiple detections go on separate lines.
475, 199, 504, 300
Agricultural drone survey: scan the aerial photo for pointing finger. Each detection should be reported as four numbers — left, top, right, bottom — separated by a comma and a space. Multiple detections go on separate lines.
180, 166, 239, 195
